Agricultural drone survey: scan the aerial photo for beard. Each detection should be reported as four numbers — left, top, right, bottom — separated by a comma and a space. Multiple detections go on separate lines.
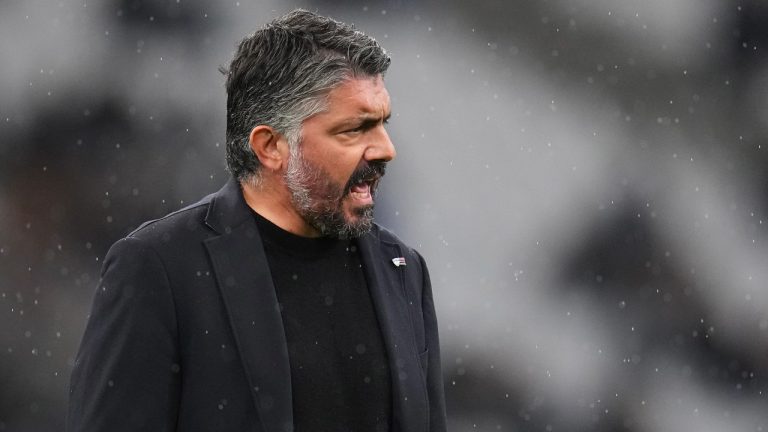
283, 146, 386, 239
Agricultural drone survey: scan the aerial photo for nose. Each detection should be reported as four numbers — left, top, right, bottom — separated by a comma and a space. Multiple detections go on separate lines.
364, 126, 396, 162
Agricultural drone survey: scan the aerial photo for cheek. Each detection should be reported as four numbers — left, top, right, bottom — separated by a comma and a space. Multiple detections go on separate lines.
330, 158, 362, 186
304, 141, 365, 185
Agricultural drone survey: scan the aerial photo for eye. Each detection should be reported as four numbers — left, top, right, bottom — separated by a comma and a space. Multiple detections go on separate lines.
341, 123, 369, 136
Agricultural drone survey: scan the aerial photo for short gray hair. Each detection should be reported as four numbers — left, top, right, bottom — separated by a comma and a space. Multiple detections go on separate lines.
221, 9, 391, 185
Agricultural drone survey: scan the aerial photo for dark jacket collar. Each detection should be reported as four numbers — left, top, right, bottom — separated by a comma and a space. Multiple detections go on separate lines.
204, 177, 253, 235
204, 178, 293, 432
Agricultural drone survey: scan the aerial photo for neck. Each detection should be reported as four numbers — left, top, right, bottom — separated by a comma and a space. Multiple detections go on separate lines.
240, 176, 321, 238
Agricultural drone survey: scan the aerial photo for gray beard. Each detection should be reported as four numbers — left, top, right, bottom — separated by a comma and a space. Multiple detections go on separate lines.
283, 147, 375, 239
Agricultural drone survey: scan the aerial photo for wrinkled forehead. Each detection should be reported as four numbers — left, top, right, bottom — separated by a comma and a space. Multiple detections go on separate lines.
323, 75, 391, 117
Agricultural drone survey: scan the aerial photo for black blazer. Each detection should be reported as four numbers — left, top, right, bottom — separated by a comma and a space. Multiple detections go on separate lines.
67, 178, 447, 432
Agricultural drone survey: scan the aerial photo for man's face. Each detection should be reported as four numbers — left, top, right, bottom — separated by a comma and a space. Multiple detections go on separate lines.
283, 76, 395, 238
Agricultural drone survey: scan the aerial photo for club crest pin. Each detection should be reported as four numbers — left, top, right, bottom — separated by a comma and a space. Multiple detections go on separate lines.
391, 257, 406, 267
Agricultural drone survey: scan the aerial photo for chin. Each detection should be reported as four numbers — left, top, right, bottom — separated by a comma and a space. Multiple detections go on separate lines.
344, 201, 374, 221
337, 205, 375, 239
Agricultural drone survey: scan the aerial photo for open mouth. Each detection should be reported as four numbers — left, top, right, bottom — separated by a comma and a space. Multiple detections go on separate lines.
345, 162, 386, 204
348, 177, 379, 202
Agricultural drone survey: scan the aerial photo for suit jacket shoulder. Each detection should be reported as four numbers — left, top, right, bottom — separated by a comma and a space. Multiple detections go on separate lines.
126, 195, 214, 244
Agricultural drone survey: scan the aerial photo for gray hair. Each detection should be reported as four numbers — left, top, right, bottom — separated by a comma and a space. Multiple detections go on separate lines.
221, 9, 391, 185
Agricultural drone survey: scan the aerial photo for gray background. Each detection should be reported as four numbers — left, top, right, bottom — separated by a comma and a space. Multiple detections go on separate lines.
2, 0, 768, 430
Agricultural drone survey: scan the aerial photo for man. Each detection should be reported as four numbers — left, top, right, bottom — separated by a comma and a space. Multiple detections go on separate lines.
67, 9, 447, 432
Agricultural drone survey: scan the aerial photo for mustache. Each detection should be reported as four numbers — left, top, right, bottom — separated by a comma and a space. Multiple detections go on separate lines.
346, 161, 387, 189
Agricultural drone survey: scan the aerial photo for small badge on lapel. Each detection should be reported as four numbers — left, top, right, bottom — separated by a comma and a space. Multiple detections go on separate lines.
391, 257, 406, 267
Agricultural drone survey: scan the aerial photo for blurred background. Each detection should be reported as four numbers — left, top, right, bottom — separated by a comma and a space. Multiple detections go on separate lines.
2, 0, 768, 430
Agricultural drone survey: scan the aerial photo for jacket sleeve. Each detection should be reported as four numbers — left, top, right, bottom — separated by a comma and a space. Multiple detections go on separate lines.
418, 252, 448, 432
67, 237, 181, 432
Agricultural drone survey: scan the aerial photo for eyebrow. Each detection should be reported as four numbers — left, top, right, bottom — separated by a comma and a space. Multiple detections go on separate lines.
350, 112, 391, 129
332, 112, 391, 134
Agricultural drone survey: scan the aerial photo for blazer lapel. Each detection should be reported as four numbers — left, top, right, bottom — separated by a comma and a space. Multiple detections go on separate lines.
203, 179, 293, 432
358, 230, 428, 432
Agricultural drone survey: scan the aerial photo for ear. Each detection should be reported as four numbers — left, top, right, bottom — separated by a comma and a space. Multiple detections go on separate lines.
248, 125, 289, 171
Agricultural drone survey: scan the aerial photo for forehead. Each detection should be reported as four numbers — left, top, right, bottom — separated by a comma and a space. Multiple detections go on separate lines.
322, 75, 391, 117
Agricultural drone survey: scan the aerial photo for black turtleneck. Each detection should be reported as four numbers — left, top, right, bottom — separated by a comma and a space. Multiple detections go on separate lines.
253, 211, 392, 432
